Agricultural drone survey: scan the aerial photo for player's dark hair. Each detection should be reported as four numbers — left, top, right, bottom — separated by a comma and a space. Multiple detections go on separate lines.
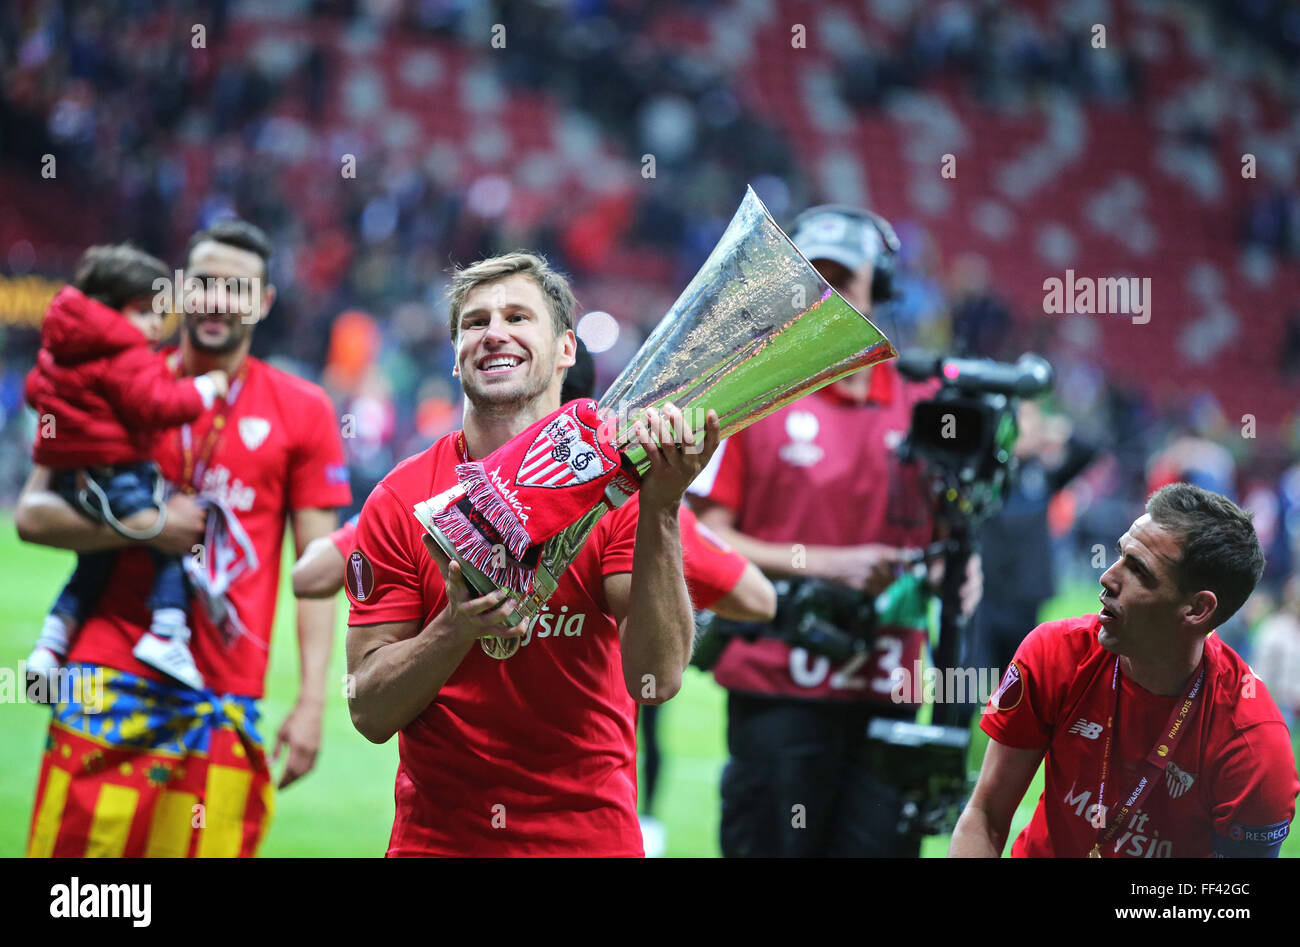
1145, 483, 1265, 627
186, 219, 273, 279
73, 243, 170, 311
560, 337, 595, 403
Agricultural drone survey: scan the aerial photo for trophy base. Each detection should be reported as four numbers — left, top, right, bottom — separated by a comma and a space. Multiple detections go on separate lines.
413, 498, 532, 630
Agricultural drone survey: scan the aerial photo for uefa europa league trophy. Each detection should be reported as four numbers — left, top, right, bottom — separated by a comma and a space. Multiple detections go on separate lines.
415, 186, 896, 658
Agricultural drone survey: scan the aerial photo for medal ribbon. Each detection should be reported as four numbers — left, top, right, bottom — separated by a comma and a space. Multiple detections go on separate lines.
180, 360, 249, 495
1091, 655, 1206, 857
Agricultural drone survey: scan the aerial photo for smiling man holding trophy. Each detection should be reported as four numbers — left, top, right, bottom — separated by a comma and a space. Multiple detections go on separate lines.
343, 188, 895, 856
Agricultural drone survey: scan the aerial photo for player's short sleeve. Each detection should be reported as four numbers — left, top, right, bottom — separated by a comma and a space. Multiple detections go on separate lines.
288, 385, 352, 511
979, 621, 1068, 751
330, 514, 360, 558
1210, 721, 1300, 857
595, 499, 639, 577
680, 505, 747, 611
687, 432, 746, 513
346, 481, 427, 626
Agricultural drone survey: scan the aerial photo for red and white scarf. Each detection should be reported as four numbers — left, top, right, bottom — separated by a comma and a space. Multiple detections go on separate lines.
431, 399, 626, 593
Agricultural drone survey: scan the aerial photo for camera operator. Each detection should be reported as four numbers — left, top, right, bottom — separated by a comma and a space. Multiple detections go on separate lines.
689, 205, 980, 857
962, 401, 1098, 700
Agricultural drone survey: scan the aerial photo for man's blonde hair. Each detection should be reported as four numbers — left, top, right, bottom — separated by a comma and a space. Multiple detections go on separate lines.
448, 252, 576, 345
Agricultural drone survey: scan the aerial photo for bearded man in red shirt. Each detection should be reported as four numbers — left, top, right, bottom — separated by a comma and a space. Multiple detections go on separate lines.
344, 251, 719, 856
17, 220, 350, 857
951, 483, 1298, 858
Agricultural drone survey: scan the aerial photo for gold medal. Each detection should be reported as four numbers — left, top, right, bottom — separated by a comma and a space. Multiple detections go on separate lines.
480, 634, 520, 660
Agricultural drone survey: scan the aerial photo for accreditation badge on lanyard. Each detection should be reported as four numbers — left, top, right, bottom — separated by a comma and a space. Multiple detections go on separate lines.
179, 361, 249, 495
1088, 657, 1206, 858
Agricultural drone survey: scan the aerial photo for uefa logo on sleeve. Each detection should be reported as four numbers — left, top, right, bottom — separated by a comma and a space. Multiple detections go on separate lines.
991, 661, 1024, 711
346, 550, 374, 602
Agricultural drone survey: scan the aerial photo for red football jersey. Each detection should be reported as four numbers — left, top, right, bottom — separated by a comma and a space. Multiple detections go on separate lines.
333, 500, 743, 611
680, 502, 748, 611
607, 495, 747, 612
983, 614, 1300, 858
346, 431, 645, 857
687, 363, 937, 701
70, 354, 352, 697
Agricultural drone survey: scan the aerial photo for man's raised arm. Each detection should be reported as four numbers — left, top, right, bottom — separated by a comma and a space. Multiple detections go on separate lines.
612, 405, 720, 705
949, 738, 1044, 857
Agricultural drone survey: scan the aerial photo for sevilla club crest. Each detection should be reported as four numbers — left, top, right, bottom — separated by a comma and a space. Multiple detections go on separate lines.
516, 411, 613, 489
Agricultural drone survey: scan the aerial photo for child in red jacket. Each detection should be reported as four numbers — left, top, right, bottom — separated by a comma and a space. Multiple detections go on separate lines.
25, 244, 228, 693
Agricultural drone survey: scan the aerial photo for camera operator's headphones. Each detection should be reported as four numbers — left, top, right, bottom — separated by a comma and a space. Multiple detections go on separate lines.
790, 204, 901, 304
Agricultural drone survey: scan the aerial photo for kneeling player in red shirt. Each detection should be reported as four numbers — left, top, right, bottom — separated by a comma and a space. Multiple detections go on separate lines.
951, 483, 1299, 858
344, 252, 719, 857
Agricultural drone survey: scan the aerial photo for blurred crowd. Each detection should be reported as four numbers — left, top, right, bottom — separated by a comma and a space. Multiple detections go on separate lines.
2, 0, 1300, 677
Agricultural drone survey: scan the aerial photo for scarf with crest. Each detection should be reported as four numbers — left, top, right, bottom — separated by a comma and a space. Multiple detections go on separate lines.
430, 399, 628, 594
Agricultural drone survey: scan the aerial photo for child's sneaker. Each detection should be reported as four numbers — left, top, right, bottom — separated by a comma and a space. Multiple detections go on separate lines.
25, 646, 64, 702
133, 631, 205, 691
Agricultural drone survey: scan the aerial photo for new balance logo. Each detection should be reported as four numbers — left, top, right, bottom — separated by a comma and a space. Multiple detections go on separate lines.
1069, 719, 1103, 739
